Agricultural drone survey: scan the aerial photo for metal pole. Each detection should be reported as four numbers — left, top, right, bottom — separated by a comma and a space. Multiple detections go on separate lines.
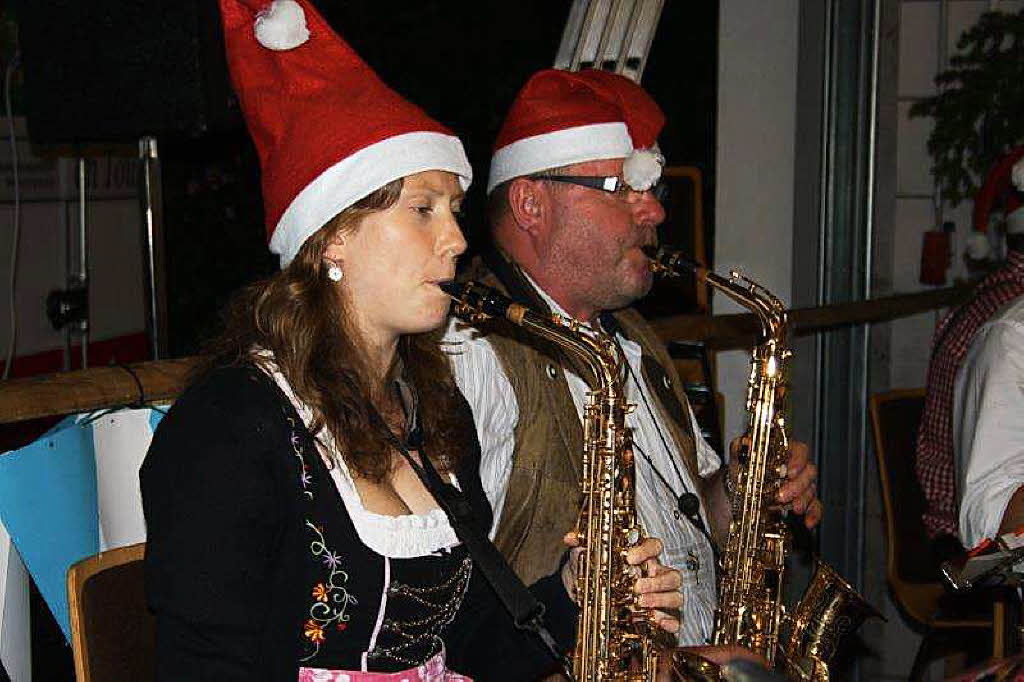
77, 158, 88, 370
60, 169, 72, 372
857, 0, 882, 605
139, 136, 167, 360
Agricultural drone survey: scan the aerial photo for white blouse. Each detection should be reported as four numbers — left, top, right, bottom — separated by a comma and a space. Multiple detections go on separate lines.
263, 361, 462, 558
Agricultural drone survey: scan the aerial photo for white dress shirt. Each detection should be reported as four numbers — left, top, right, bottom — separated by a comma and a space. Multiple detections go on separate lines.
955, 295, 1024, 547
443, 282, 721, 645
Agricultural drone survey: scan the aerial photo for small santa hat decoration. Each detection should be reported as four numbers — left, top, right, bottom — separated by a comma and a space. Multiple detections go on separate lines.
488, 69, 666, 194
1010, 156, 1024, 236
218, 0, 472, 267
972, 146, 1024, 243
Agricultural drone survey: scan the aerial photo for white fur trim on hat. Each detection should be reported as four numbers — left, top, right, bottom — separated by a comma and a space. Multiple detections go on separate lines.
270, 131, 472, 267
488, 122, 632, 193
255, 0, 310, 51
1013, 159, 1024, 193
622, 147, 664, 191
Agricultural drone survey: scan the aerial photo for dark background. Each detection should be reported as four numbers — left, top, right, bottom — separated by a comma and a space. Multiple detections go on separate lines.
17, 0, 718, 358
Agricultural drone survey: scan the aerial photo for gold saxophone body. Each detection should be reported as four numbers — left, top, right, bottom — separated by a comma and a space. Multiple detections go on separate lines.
645, 246, 881, 682
443, 280, 720, 682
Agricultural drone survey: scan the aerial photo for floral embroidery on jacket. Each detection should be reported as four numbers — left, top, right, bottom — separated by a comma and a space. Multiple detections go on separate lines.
301, 522, 358, 659
288, 416, 314, 500
286, 414, 358, 661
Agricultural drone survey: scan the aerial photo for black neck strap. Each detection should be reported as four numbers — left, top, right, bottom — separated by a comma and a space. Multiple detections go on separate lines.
374, 401, 575, 681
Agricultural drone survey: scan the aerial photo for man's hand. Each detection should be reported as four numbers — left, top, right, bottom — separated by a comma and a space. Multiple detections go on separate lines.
779, 440, 823, 528
730, 437, 823, 529
563, 534, 682, 634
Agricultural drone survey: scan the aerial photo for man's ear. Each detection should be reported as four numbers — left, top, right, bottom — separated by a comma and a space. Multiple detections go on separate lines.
507, 177, 545, 236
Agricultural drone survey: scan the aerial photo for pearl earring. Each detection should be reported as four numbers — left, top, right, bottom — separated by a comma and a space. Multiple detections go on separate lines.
326, 262, 343, 282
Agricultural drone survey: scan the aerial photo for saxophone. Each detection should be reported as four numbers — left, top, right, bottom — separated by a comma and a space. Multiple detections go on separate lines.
644, 246, 881, 682
442, 280, 721, 682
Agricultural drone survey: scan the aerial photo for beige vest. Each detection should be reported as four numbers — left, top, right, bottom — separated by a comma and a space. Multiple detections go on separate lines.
464, 259, 701, 585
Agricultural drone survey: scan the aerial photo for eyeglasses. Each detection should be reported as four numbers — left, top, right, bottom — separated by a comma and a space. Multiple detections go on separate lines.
530, 174, 669, 203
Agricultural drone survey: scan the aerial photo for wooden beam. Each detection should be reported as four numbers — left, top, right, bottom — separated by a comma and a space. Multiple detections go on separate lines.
0, 358, 194, 424
0, 284, 972, 425
652, 283, 971, 351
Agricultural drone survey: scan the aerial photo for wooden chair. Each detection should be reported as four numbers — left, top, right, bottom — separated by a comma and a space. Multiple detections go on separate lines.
869, 389, 1019, 679
67, 542, 155, 682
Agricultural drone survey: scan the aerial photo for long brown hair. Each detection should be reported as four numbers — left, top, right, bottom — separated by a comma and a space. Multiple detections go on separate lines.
202, 179, 470, 480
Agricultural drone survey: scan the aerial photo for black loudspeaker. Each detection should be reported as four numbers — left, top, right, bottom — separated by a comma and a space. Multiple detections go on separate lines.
17, 0, 239, 145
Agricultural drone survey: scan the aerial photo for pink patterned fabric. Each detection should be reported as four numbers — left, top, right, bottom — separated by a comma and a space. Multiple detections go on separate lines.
298, 652, 473, 682
915, 251, 1024, 536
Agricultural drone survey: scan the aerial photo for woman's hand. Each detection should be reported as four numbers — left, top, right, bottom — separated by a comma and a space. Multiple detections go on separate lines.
562, 533, 682, 635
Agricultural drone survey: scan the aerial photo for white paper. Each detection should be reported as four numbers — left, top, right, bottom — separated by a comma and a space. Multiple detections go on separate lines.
0, 525, 30, 682
90, 409, 152, 551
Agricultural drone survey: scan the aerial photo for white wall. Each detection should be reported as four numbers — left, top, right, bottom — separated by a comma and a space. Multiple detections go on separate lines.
714, 0, 799, 441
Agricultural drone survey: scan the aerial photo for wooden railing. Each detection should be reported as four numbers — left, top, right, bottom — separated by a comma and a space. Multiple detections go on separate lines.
0, 284, 971, 424
651, 283, 970, 351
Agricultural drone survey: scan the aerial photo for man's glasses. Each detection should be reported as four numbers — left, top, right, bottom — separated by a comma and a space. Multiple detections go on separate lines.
530, 174, 669, 203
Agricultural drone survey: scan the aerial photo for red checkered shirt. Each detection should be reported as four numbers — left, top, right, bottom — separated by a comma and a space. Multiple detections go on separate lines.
915, 250, 1024, 537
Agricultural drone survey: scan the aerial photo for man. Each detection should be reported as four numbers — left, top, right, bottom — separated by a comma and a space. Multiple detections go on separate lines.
947, 151, 1024, 548
445, 68, 822, 647
915, 146, 1024, 549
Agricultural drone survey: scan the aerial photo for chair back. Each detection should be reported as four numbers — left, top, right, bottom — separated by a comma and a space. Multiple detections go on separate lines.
869, 389, 946, 621
67, 542, 154, 682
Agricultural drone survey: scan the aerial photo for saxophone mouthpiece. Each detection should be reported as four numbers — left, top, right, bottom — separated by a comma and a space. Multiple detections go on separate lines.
437, 280, 462, 298
642, 245, 707, 282
441, 280, 530, 325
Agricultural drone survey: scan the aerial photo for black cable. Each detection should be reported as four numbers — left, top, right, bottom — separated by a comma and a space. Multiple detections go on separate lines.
599, 314, 719, 562
119, 363, 147, 409
631, 440, 719, 565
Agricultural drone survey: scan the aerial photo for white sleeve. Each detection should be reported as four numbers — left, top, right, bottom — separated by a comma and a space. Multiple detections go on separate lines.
690, 404, 722, 479
956, 317, 1024, 547
443, 318, 519, 540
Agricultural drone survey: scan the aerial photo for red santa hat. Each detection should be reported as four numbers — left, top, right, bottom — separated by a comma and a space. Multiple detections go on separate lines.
972, 146, 1024, 237
488, 69, 666, 194
219, 0, 472, 266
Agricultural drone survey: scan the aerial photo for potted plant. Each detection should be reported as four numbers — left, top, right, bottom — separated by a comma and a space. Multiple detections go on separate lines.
910, 9, 1024, 208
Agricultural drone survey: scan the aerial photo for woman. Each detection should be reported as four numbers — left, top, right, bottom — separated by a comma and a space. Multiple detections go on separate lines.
141, 1, 682, 680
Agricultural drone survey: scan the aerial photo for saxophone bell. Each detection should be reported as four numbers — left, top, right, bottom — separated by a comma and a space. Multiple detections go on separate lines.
779, 559, 884, 682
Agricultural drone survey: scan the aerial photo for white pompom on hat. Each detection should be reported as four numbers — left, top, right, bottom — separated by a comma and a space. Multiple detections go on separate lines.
621, 146, 665, 191
965, 231, 992, 260
488, 69, 666, 194
254, 0, 309, 50
218, 0, 472, 267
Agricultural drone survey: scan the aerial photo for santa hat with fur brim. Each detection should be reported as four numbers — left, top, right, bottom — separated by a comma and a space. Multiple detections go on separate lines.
973, 146, 1024, 236
218, 0, 472, 267
488, 69, 666, 194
